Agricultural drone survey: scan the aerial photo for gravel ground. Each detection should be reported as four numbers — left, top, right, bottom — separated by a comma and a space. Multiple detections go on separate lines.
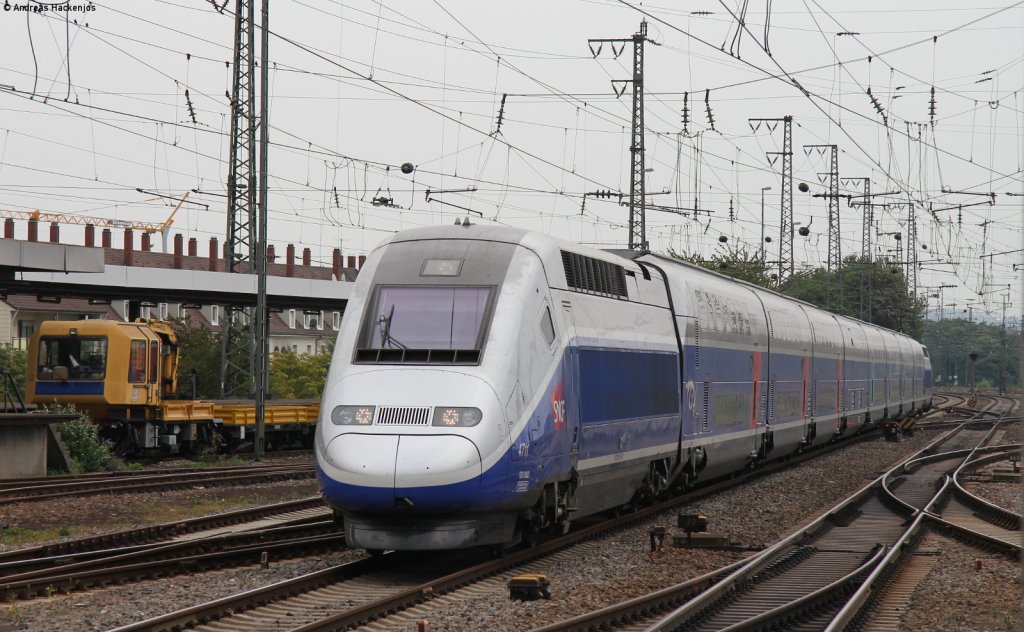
0, 479, 319, 553
967, 480, 1022, 515
901, 532, 1021, 632
420, 431, 943, 631
0, 426, 994, 632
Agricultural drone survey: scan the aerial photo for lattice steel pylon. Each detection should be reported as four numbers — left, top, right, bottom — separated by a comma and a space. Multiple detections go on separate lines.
844, 176, 872, 321
805, 144, 841, 311
221, 0, 258, 398
589, 20, 657, 250
860, 179, 872, 259
752, 116, 794, 279
779, 116, 793, 278
906, 203, 918, 298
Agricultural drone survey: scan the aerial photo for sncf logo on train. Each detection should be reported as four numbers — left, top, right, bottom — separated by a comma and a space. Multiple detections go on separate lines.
551, 380, 567, 430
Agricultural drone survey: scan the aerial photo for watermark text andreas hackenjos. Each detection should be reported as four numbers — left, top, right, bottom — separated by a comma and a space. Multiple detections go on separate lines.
4, 1, 96, 13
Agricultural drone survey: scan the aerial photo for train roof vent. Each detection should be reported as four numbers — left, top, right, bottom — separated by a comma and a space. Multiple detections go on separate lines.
376, 406, 431, 426
560, 250, 628, 299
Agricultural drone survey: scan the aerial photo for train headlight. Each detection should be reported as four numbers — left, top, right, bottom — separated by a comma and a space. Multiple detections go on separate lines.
331, 405, 375, 426
432, 407, 483, 427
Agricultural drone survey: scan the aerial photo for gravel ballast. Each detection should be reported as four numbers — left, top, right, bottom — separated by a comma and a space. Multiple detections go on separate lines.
1, 424, 1019, 632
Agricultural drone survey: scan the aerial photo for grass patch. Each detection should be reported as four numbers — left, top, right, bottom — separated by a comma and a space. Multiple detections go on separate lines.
0, 526, 79, 547
164, 455, 249, 470
133, 496, 256, 523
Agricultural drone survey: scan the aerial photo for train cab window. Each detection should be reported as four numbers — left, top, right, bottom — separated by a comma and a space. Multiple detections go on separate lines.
36, 337, 108, 381
922, 346, 929, 358
128, 340, 147, 383
540, 306, 556, 346
356, 285, 493, 364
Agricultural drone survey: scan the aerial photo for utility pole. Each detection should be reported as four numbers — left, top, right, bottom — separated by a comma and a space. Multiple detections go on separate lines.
844, 176, 872, 321
936, 283, 955, 321
760, 186, 772, 262
222, 0, 258, 401
253, 0, 270, 459
223, 0, 270, 459
750, 116, 794, 279
906, 203, 918, 299
589, 21, 658, 250
1000, 294, 1008, 395
805, 144, 841, 311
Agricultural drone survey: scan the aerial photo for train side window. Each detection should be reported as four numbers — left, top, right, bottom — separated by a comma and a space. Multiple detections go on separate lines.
540, 306, 556, 346
128, 340, 147, 383
148, 341, 158, 384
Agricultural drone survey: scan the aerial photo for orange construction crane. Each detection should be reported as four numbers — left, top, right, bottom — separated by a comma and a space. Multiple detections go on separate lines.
0, 191, 190, 251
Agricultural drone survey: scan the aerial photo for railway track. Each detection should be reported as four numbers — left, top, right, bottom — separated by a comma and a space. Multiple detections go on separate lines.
531, 396, 1020, 632
0, 520, 343, 601
110, 422, 892, 632
0, 463, 314, 504
0, 496, 327, 563
0, 497, 333, 600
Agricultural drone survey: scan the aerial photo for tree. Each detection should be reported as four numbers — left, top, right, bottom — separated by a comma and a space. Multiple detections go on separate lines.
670, 248, 927, 341
170, 315, 223, 399
269, 336, 334, 399
669, 244, 778, 287
780, 256, 926, 339
0, 345, 28, 395
923, 318, 1020, 389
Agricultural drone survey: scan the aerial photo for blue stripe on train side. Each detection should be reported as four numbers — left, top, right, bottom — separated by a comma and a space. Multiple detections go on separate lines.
35, 381, 105, 396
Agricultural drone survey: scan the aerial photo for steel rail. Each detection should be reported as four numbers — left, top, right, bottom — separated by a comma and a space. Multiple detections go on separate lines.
824, 396, 1019, 632
642, 409, 1004, 632
0, 528, 346, 601
0, 515, 332, 584
0, 496, 324, 563
114, 422, 889, 632
0, 466, 314, 503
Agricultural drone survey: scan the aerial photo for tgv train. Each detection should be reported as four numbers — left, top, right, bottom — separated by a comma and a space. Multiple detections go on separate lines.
315, 224, 932, 551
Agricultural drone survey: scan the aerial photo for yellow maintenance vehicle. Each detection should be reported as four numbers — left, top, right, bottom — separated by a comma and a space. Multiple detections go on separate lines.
26, 319, 319, 453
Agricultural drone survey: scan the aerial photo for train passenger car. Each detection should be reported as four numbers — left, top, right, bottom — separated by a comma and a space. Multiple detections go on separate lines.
315, 224, 932, 551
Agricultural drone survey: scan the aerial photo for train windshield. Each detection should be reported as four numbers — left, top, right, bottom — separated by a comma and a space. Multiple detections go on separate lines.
36, 337, 108, 381
356, 286, 493, 364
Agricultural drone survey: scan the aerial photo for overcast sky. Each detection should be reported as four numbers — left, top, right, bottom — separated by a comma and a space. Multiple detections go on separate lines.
0, 0, 1021, 322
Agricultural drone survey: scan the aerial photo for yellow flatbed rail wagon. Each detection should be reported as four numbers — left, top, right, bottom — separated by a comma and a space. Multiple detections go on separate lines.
26, 319, 319, 453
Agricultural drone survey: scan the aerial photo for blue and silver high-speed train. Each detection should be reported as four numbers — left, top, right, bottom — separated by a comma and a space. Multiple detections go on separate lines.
315, 224, 932, 551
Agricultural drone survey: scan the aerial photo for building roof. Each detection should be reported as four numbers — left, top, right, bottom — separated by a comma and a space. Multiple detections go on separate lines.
1, 294, 119, 316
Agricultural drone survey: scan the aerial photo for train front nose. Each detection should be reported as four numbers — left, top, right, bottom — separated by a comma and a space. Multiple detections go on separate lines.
320, 432, 482, 512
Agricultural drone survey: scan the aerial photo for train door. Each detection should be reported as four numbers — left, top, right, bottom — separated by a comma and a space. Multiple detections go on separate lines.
758, 305, 774, 459
802, 308, 816, 446
560, 302, 581, 472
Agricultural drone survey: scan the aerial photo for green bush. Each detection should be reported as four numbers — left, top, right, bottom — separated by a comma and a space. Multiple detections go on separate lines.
46, 404, 119, 473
